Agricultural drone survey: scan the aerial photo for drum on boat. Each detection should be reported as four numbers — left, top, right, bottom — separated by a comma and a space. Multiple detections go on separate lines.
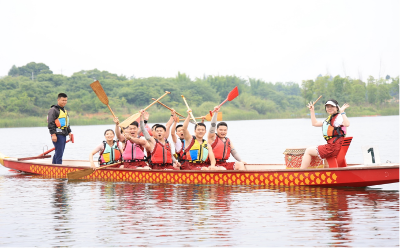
283, 147, 324, 169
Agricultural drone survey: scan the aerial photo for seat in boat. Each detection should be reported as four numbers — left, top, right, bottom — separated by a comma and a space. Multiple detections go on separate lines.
326, 137, 353, 168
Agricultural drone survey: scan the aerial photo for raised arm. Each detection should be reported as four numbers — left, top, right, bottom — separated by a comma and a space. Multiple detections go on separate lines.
139, 110, 156, 147
171, 114, 179, 144
307, 102, 323, 127
113, 117, 125, 142
182, 109, 193, 143
339, 103, 350, 127
208, 106, 220, 142
165, 109, 175, 140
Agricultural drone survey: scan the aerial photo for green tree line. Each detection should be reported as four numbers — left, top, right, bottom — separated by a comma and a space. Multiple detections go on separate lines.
0, 62, 398, 127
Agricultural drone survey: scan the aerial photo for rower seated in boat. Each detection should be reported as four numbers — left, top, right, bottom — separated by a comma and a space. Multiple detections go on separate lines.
300, 99, 350, 169
207, 106, 247, 170
114, 118, 150, 170
89, 129, 123, 169
139, 110, 180, 170
180, 109, 217, 170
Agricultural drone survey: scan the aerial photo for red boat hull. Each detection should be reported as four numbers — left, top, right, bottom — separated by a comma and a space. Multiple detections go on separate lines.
2, 158, 398, 187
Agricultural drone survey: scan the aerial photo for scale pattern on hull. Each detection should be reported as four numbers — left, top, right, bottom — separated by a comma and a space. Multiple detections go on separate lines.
29, 164, 338, 186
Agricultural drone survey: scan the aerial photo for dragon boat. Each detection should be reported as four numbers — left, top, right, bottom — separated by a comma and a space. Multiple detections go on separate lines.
0, 154, 398, 187
1, 137, 398, 187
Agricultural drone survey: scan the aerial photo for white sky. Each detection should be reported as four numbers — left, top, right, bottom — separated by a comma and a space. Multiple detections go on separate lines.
0, 0, 398, 83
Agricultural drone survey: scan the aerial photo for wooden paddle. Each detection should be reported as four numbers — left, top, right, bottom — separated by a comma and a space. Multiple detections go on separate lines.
179, 112, 223, 122
38, 134, 75, 156
90, 81, 118, 119
209, 86, 239, 116
151, 98, 185, 118
67, 162, 122, 180
181, 95, 197, 124
313, 95, 322, 106
119, 91, 170, 128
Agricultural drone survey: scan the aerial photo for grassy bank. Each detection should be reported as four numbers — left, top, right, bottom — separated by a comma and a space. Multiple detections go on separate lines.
0, 103, 398, 128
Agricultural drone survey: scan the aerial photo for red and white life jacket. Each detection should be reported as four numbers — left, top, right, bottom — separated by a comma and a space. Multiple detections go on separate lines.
174, 138, 186, 162
322, 113, 347, 143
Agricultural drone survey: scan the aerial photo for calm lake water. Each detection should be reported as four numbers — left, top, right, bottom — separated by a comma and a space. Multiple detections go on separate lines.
0, 116, 398, 246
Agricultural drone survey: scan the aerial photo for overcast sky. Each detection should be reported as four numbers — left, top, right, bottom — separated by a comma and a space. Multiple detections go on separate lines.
1, 0, 398, 83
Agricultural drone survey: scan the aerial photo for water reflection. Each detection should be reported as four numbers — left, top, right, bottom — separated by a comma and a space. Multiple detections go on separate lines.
93, 183, 398, 246
52, 181, 71, 243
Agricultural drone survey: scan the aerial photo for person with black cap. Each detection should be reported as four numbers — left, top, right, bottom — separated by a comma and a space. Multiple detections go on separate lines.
300, 99, 350, 169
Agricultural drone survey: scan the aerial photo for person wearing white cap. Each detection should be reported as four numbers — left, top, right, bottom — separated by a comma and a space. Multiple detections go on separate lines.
300, 99, 350, 169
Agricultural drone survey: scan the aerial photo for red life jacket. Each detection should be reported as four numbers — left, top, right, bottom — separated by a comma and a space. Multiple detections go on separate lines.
123, 139, 145, 161
211, 135, 231, 161
151, 139, 173, 164
175, 138, 186, 162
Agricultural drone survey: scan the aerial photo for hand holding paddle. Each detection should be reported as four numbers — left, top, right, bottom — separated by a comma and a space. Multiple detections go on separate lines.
307, 95, 322, 111
119, 91, 170, 128
209, 86, 239, 116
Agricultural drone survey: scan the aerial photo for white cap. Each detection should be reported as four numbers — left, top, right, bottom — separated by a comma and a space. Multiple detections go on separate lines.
325, 100, 337, 107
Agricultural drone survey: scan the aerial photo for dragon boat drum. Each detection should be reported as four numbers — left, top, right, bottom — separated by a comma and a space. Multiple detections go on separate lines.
283, 147, 324, 169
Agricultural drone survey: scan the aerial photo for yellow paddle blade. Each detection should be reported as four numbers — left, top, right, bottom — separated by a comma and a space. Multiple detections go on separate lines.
205, 112, 222, 121
90, 81, 109, 105
67, 168, 96, 180
67, 162, 122, 180
119, 112, 141, 129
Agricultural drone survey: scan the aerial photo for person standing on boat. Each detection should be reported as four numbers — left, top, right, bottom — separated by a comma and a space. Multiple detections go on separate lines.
300, 99, 350, 169
137, 110, 180, 170
113, 118, 150, 169
47, 93, 72, 164
181, 109, 217, 170
89, 129, 123, 169
207, 106, 247, 170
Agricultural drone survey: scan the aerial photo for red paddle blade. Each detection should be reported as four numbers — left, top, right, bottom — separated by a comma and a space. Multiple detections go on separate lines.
70, 133, 75, 143
227, 86, 239, 101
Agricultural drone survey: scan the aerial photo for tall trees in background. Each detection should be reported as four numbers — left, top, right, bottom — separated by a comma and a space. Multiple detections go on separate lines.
1, 62, 398, 117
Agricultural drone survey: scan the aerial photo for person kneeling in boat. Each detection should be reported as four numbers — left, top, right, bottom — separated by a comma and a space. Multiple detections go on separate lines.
113, 118, 150, 170
181, 109, 217, 170
89, 129, 123, 169
300, 99, 350, 169
138, 110, 180, 170
207, 106, 247, 170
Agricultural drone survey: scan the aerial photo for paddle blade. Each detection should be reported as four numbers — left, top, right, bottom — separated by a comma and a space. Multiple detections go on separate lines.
205, 112, 223, 121
90, 81, 109, 105
227, 86, 239, 101
67, 168, 94, 180
70, 133, 74, 143
119, 112, 141, 129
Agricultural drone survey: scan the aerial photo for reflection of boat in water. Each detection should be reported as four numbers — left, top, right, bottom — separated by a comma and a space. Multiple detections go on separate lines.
1, 154, 398, 187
